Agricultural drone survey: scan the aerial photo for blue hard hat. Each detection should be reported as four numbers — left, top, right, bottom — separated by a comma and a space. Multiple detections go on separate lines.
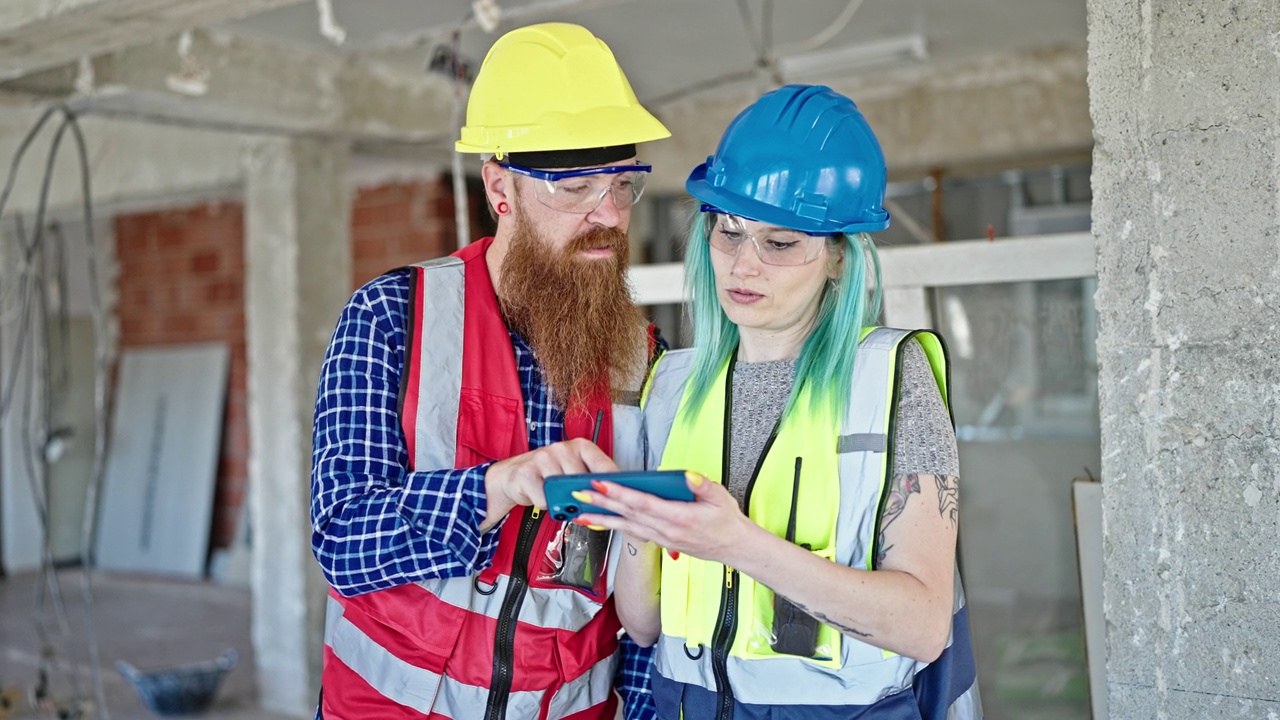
686, 84, 891, 234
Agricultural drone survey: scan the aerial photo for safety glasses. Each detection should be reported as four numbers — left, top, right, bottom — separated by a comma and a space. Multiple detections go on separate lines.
702, 205, 832, 266
500, 162, 650, 214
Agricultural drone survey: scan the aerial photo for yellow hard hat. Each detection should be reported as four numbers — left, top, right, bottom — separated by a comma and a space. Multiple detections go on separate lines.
456, 23, 670, 157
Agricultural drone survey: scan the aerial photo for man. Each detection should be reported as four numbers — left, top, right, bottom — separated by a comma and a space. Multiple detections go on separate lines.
309, 22, 670, 720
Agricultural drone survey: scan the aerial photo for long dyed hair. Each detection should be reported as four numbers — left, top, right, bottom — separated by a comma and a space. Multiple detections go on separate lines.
680, 210, 883, 421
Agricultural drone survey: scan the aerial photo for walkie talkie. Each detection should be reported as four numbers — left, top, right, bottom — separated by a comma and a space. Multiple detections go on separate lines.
771, 456, 821, 657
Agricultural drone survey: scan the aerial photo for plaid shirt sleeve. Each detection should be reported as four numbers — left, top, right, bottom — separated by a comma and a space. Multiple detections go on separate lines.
310, 270, 503, 596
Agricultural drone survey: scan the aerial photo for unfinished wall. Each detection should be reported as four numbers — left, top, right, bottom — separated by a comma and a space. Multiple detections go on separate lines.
114, 202, 249, 548
111, 177, 457, 554
1089, 0, 1280, 717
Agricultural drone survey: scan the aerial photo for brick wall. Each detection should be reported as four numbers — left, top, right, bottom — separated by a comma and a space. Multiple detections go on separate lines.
352, 179, 455, 289
114, 202, 250, 550
112, 177, 470, 554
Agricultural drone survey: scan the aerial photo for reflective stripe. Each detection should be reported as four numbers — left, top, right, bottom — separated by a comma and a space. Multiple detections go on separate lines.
419, 574, 603, 632
410, 257, 465, 470
433, 675, 543, 720
326, 595, 444, 713
947, 681, 982, 720
548, 653, 620, 720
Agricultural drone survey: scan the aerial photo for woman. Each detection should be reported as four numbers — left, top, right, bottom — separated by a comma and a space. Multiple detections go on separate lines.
571, 85, 981, 719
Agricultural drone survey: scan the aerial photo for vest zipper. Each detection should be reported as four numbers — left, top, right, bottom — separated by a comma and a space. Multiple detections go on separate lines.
484, 505, 541, 720
707, 356, 783, 720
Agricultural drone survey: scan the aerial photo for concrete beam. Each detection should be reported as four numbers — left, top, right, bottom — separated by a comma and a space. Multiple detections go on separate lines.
644, 43, 1092, 192
8, 28, 455, 144
0, 0, 308, 81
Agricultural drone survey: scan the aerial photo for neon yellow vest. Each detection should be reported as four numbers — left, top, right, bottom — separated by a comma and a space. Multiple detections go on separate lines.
641, 328, 979, 714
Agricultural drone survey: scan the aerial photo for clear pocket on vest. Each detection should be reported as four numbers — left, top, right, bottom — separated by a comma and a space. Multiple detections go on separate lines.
743, 545, 842, 668
534, 522, 612, 601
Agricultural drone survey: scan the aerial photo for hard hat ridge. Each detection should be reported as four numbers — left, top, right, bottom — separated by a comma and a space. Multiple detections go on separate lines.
686, 84, 891, 235
456, 22, 670, 157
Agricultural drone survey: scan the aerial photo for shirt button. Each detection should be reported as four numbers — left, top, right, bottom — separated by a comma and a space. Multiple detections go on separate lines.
530, 421, 539, 431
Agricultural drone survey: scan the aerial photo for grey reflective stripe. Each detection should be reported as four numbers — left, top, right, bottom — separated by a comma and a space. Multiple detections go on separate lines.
417, 574, 604, 632
433, 675, 543, 720
837, 433, 887, 453
325, 595, 444, 713
835, 327, 903, 572
547, 654, 620, 720
411, 257, 465, 470
612, 402, 646, 472
640, 348, 696, 471
653, 634, 913, 706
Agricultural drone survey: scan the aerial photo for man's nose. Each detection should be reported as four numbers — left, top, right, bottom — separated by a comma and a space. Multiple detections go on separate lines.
585, 187, 623, 227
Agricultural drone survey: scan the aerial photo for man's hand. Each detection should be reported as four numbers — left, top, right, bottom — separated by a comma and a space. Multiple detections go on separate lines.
481, 439, 618, 531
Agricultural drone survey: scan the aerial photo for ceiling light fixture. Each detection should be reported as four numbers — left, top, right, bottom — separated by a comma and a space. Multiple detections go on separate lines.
775, 33, 928, 82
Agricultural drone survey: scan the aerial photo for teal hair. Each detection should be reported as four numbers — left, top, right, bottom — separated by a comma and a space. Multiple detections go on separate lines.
681, 211, 884, 421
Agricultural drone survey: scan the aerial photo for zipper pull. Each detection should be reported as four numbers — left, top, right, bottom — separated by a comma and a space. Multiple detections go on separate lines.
531, 506, 541, 520
724, 566, 734, 589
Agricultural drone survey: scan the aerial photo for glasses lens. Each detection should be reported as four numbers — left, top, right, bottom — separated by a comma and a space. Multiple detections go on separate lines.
534, 170, 646, 213
708, 215, 826, 266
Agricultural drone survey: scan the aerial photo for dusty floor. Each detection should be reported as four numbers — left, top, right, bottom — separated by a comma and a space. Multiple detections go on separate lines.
0, 569, 297, 720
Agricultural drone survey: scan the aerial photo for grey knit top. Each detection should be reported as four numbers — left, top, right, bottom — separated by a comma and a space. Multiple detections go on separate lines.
725, 340, 959, 507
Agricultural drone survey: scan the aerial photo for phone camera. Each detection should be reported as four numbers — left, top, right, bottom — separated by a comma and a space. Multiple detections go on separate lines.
552, 512, 567, 521
565, 505, 579, 515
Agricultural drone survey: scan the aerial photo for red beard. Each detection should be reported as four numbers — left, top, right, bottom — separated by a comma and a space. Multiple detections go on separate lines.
498, 207, 648, 410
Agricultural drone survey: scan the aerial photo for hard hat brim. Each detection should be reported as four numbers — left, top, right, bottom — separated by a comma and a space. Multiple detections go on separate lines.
686, 163, 891, 235
456, 105, 671, 155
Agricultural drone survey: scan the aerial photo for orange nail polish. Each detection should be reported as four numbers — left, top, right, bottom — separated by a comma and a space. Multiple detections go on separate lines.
573, 517, 592, 526
590, 479, 609, 494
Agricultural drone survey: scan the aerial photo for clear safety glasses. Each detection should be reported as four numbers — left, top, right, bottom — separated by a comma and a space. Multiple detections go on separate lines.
500, 162, 650, 214
703, 206, 832, 266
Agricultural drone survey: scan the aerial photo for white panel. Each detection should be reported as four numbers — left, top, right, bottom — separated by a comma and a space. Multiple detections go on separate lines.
95, 343, 228, 577
628, 262, 686, 306
1073, 479, 1108, 720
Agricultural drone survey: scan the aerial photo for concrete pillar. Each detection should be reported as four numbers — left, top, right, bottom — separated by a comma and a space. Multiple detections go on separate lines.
1089, 1, 1280, 717
242, 138, 350, 716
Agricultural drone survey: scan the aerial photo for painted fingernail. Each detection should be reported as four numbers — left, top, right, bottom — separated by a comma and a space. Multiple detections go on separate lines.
590, 479, 609, 494
571, 490, 592, 504
668, 550, 680, 561
573, 517, 592, 526
685, 471, 704, 486
589, 525, 607, 531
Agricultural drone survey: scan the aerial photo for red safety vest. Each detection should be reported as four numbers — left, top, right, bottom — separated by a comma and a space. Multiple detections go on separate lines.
321, 237, 647, 720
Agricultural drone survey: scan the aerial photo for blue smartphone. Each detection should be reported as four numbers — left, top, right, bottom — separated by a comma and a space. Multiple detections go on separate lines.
544, 470, 694, 521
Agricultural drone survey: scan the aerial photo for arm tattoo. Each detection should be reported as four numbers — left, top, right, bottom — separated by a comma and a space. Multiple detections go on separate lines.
627, 543, 638, 556
876, 473, 921, 564
935, 475, 959, 527
786, 597, 873, 639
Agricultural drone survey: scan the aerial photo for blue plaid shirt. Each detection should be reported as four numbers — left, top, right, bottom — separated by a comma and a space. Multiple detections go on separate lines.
311, 268, 656, 720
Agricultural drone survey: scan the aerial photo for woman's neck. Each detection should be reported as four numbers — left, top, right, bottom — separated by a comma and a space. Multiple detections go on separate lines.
736, 325, 809, 363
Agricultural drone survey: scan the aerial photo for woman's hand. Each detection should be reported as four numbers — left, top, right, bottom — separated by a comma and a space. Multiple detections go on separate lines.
572, 472, 756, 567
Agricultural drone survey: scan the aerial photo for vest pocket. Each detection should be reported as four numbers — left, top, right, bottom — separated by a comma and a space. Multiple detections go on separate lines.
456, 389, 521, 463
740, 545, 842, 669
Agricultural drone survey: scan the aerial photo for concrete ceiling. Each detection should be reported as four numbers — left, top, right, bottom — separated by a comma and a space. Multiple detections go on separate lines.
222, 0, 1087, 107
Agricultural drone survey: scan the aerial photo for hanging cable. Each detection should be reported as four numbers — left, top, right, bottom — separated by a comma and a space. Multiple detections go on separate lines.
771, 0, 865, 58
0, 104, 113, 719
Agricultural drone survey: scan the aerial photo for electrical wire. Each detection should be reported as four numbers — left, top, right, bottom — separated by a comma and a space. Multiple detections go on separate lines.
0, 105, 113, 719
771, 0, 865, 58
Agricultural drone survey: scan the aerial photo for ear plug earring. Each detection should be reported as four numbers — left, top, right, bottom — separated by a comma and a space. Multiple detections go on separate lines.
496, 201, 510, 215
